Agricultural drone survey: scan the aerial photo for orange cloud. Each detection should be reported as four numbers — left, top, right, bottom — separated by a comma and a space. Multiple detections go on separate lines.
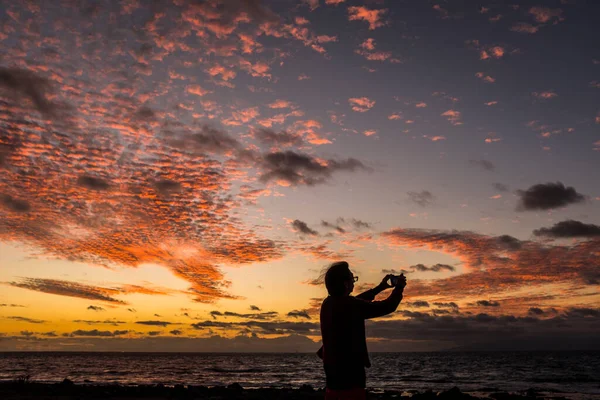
532, 91, 558, 99
363, 129, 377, 137
381, 228, 600, 297
186, 85, 212, 97
348, 6, 388, 30
441, 109, 462, 125
348, 97, 375, 112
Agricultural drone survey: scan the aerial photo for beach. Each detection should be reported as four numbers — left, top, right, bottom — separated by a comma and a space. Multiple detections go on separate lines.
3, 379, 599, 400
1, 352, 598, 399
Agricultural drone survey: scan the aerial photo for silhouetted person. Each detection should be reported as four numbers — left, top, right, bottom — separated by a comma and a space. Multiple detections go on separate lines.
318, 261, 406, 399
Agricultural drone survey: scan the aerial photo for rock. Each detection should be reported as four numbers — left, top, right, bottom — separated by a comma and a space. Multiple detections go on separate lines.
525, 388, 539, 398
299, 384, 314, 392
227, 382, 244, 391
489, 392, 512, 400
412, 389, 437, 400
60, 378, 74, 386
437, 386, 465, 399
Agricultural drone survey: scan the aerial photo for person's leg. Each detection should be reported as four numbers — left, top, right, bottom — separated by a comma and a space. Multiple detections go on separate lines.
324, 364, 367, 399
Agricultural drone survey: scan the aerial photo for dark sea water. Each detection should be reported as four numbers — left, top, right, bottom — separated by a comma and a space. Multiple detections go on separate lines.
1, 352, 599, 398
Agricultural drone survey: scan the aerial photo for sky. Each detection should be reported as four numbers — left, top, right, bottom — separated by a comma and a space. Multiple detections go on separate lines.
0, 0, 599, 352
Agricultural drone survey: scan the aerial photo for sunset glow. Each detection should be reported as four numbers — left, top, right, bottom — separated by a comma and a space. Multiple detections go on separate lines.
0, 0, 599, 352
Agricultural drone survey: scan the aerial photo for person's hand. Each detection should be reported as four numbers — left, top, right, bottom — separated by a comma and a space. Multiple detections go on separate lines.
379, 274, 394, 289
395, 274, 407, 290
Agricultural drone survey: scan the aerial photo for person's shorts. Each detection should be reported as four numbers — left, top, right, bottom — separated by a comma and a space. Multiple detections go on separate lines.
324, 363, 366, 390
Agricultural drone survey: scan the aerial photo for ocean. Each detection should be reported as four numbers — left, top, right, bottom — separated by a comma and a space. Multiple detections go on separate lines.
0, 352, 599, 398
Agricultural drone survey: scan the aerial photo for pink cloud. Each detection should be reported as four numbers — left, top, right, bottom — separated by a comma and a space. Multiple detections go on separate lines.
295, 16, 310, 25
485, 138, 502, 143
348, 6, 388, 30
316, 35, 338, 44
348, 97, 375, 112
360, 38, 376, 51
425, 136, 446, 142
325, 0, 345, 4
186, 85, 212, 97
475, 72, 495, 83
388, 113, 402, 120
363, 129, 377, 137
485, 101, 498, 106
268, 100, 294, 109
206, 64, 236, 81
532, 91, 558, 99
239, 60, 271, 79
415, 102, 427, 108
441, 110, 462, 126
529, 7, 563, 24
510, 22, 540, 34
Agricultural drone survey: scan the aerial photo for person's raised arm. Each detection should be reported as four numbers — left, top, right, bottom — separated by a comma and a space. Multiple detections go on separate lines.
352, 274, 406, 319
355, 274, 394, 301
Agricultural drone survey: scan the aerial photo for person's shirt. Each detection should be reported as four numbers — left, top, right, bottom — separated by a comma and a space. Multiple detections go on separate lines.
319, 285, 403, 368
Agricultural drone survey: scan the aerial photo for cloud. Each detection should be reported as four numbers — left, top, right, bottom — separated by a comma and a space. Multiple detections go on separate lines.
348, 6, 388, 30
259, 151, 369, 186
7, 316, 46, 324
348, 97, 375, 112
351, 219, 372, 230
73, 319, 126, 326
476, 300, 500, 307
533, 220, 600, 239
469, 159, 495, 171
191, 320, 319, 336
410, 263, 455, 273
433, 302, 459, 310
354, 38, 397, 62
440, 109, 462, 125
8, 278, 125, 304
0, 67, 59, 117
71, 329, 129, 337
475, 72, 495, 83
407, 190, 435, 207
169, 329, 183, 335
321, 220, 345, 234
135, 320, 172, 327
532, 91, 558, 99
516, 182, 586, 211
0, 304, 25, 307
77, 175, 111, 191
291, 219, 319, 236
287, 310, 311, 319
510, 23, 540, 34
87, 305, 105, 312
186, 85, 212, 97
529, 7, 563, 24
0, 194, 31, 213
381, 227, 600, 291
407, 301, 430, 308
253, 128, 303, 148
364, 311, 600, 351
249, 305, 261, 311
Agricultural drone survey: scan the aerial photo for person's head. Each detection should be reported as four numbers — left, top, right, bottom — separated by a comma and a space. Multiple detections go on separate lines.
325, 261, 358, 296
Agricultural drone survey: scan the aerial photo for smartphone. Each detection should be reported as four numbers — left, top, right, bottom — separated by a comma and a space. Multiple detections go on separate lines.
389, 275, 399, 286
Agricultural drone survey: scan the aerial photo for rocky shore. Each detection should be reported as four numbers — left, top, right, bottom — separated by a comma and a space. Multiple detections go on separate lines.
0, 380, 583, 400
